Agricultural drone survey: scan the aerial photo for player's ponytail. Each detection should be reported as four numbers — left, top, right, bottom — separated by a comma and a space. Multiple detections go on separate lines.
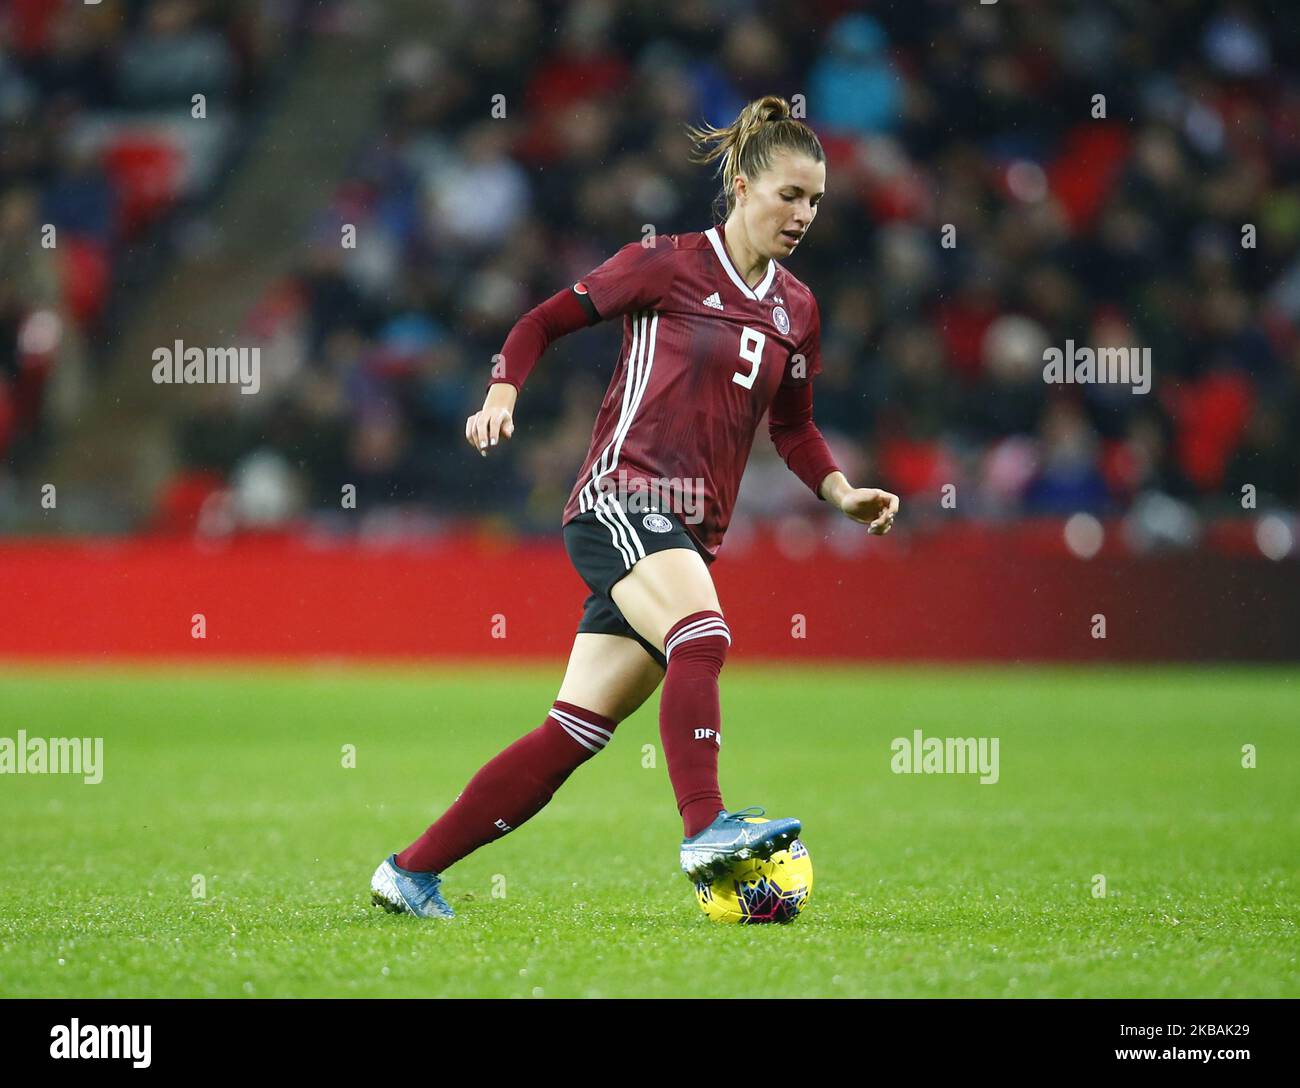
686, 96, 825, 222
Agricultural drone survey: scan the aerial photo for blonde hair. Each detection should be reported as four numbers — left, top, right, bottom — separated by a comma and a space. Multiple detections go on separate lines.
686, 95, 825, 221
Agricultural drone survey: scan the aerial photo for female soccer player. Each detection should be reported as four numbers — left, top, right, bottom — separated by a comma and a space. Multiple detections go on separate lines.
371, 95, 899, 918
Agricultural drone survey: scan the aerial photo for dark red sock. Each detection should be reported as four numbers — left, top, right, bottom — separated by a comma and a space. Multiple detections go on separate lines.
660, 610, 731, 837
395, 700, 617, 873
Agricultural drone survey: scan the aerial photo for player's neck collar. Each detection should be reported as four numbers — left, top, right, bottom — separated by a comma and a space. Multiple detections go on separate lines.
705, 226, 776, 302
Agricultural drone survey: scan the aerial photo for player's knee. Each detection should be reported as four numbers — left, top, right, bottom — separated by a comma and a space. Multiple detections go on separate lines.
663, 610, 731, 672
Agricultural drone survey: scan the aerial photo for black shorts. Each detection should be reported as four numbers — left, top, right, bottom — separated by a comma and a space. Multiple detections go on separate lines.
563, 503, 711, 671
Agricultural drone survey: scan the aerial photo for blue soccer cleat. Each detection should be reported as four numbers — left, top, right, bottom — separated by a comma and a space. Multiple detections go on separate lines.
679, 806, 802, 883
370, 854, 456, 919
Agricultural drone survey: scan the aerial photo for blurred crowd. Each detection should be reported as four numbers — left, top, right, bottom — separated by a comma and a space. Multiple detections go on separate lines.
0, 0, 314, 470
10, 0, 1300, 544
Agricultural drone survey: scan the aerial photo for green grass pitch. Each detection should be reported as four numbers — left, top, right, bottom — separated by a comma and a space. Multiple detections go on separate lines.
0, 663, 1295, 998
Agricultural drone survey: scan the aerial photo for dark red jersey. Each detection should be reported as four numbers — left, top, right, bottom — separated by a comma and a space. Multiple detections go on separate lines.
556, 227, 832, 559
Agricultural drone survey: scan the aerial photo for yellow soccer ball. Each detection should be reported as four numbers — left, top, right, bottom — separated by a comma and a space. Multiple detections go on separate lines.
694, 830, 813, 924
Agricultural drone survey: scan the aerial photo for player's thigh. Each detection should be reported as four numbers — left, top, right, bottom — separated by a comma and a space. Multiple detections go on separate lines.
609, 547, 722, 652
555, 631, 665, 723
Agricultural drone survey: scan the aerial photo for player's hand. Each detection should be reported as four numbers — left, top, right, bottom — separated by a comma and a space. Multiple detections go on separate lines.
465, 407, 515, 456
839, 487, 899, 535
466, 385, 517, 456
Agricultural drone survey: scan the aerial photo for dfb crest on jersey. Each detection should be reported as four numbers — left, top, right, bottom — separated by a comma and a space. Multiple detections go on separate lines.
642, 513, 673, 533
772, 305, 790, 335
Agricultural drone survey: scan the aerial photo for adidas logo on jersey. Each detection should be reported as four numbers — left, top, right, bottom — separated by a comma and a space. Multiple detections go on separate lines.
702, 292, 724, 310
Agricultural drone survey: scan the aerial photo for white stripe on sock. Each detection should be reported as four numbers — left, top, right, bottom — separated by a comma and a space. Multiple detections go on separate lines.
665, 617, 732, 662
550, 707, 612, 745
666, 614, 731, 644
556, 722, 601, 753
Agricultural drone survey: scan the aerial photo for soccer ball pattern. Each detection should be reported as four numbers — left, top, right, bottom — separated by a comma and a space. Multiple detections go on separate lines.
695, 838, 813, 924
